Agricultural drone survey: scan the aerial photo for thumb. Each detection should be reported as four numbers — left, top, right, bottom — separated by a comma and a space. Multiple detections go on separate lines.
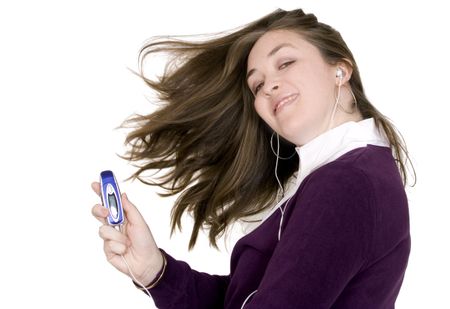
121, 193, 146, 226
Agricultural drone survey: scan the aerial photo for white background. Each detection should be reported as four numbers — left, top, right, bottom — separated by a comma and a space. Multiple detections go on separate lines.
0, 0, 448, 308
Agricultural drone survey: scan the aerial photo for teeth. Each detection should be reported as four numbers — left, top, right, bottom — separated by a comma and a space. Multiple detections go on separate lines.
276, 94, 297, 112
279, 94, 296, 105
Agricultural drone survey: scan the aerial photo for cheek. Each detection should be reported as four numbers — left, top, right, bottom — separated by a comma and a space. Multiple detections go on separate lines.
253, 99, 266, 118
311, 71, 335, 99
301, 77, 334, 109
253, 99, 274, 126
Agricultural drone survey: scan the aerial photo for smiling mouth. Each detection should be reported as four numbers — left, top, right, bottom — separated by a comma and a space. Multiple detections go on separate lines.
274, 94, 298, 115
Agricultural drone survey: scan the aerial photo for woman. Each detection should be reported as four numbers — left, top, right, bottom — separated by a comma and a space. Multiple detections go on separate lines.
91, 8, 414, 308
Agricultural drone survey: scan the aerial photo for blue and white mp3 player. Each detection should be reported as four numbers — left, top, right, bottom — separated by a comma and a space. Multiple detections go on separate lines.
100, 170, 124, 226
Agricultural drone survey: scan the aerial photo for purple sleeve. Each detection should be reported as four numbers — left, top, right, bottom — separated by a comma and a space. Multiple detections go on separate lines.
245, 165, 375, 308
147, 249, 230, 309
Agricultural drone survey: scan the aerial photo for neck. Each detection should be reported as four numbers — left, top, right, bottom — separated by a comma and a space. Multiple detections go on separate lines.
323, 85, 363, 133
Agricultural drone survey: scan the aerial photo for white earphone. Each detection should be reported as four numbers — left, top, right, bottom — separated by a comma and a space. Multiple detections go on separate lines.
336, 67, 344, 79
336, 67, 344, 86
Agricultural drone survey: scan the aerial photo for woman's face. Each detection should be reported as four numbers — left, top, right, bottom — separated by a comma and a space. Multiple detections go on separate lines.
246, 29, 340, 147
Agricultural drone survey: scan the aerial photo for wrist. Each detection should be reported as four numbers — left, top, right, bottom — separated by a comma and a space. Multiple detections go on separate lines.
133, 248, 167, 290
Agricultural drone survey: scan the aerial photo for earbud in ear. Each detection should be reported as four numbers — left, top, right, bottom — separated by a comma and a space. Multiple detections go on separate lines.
336, 67, 344, 79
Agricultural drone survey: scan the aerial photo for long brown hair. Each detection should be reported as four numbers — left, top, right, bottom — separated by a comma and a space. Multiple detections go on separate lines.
118, 8, 416, 250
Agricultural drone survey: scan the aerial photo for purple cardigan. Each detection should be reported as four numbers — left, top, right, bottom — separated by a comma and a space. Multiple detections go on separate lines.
145, 145, 411, 308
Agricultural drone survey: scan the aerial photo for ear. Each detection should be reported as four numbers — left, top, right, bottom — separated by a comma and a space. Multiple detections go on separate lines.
335, 59, 353, 86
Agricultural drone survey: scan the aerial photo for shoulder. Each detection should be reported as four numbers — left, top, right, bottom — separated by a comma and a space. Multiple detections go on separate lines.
302, 145, 399, 196
300, 159, 374, 202
332, 145, 399, 181
293, 144, 403, 226
293, 158, 376, 222
292, 152, 377, 230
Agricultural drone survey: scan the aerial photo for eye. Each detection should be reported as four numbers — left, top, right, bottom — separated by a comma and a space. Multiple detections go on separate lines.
254, 83, 263, 95
279, 60, 295, 69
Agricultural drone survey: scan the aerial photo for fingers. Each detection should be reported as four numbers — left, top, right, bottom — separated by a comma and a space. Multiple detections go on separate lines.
101, 225, 131, 269
104, 240, 128, 256
99, 225, 131, 250
92, 204, 108, 224
103, 245, 129, 275
91, 181, 101, 197
91, 181, 106, 223
104, 239, 127, 255
99, 225, 130, 244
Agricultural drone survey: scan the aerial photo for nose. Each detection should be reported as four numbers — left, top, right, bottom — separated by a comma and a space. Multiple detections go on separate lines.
263, 82, 279, 96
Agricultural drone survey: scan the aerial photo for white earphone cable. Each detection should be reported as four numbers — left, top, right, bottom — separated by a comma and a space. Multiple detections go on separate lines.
241, 289, 258, 309
308, 77, 342, 171
116, 225, 153, 298
328, 77, 342, 131
274, 132, 285, 202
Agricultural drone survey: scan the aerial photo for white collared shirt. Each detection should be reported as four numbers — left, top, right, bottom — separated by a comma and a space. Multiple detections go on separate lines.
229, 117, 390, 240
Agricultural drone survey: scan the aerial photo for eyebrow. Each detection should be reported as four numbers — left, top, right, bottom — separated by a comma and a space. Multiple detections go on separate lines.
246, 43, 296, 82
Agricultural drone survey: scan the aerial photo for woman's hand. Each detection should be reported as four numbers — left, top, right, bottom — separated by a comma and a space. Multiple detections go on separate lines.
91, 181, 164, 286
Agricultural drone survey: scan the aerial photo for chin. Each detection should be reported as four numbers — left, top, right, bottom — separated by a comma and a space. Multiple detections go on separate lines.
279, 124, 305, 144
288, 130, 316, 147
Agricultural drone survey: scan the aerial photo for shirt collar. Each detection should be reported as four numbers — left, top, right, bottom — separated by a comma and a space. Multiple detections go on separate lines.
292, 117, 390, 187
